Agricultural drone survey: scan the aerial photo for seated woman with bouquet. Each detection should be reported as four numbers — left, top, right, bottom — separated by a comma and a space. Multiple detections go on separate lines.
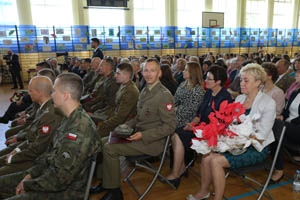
187, 64, 276, 200
164, 65, 232, 189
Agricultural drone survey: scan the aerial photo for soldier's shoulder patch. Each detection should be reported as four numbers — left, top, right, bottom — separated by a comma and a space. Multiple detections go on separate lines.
41, 126, 50, 134
62, 152, 71, 159
166, 103, 173, 111
66, 133, 77, 140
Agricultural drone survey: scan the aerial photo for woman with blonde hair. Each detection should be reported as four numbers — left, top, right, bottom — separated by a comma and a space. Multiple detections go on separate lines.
186, 63, 276, 200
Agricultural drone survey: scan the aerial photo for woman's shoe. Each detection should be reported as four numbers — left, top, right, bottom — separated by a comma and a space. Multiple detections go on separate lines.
269, 174, 284, 184
159, 176, 181, 189
180, 170, 189, 178
186, 193, 210, 200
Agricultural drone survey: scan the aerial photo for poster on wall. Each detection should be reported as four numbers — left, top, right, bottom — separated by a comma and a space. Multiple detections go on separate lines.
128, 41, 133, 49
75, 28, 81, 36
80, 37, 87, 43
57, 43, 66, 50
136, 30, 142, 35
56, 29, 64, 34
75, 44, 83, 50
21, 37, 30, 43
112, 44, 119, 49
43, 36, 49, 44
0, 31, 6, 37
154, 30, 160, 35
24, 45, 34, 51
91, 29, 97, 37
3, 39, 12, 45
63, 36, 71, 41
40, 29, 49, 35
25, 29, 34, 35
42, 46, 51, 52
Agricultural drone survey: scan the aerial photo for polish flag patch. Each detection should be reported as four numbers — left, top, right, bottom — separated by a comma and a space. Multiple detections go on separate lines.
166, 103, 173, 111
67, 133, 77, 140
41, 126, 50, 134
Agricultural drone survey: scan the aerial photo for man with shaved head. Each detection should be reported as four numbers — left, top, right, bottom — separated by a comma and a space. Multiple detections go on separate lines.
275, 59, 295, 92
0, 76, 63, 176
83, 57, 103, 95
0, 72, 100, 200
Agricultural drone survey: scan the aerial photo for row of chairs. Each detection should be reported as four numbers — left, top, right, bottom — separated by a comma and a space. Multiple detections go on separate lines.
84, 120, 294, 200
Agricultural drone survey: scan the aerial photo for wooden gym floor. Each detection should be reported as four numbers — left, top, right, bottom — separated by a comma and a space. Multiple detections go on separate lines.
0, 84, 299, 200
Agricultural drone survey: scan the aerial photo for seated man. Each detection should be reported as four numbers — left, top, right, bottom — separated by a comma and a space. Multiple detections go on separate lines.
94, 62, 139, 137
0, 76, 63, 176
275, 59, 295, 93
4, 69, 56, 140
82, 58, 93, 85
0, 62, 51, 124
91, 58, 176, 200
83, 57, 119, 113
0, 72, 100, 200
83, 57, 102, 96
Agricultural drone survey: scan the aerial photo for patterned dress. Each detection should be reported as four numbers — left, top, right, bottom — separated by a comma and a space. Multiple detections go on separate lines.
174, 81, 205, 128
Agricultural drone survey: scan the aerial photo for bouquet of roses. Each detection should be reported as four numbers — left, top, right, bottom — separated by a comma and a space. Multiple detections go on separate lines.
190, 101, 264, 155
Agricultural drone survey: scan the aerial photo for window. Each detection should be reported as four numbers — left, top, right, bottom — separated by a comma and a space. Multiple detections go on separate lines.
89, 9, 125, 27
212, 0, 237, 28
0, 0, 18, 25
273, 0, 294, 28
177, 0, 205, 27
245, 0, 268, 28
133, 0, 165, 26
30, 0, 73, 26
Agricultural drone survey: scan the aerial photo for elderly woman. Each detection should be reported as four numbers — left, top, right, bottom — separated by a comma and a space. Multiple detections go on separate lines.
286, 69, 300, 100
262, 62, 285, 117
164, 65, 231, 189
187, 64, 276, 200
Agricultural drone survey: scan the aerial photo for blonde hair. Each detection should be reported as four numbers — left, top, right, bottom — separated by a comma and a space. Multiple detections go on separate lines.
240, 63, 266, 83
189, 56, 199, 64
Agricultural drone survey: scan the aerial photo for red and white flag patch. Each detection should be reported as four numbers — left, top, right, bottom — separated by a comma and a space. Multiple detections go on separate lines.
166, 103, 173, 111
41, 126, 50, 134
67, 133, 77, 140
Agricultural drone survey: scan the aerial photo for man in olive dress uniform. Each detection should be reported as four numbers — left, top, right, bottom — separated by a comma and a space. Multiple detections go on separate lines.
91, 58, 176, 200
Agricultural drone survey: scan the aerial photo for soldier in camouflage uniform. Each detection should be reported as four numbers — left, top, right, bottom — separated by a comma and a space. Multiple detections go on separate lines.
93, 62, 139, 137
0, 76, 63, 176
83, 58, 120, 112
0, 72, 101, 200
82, 58, 93, 85
91, 58, 176, 200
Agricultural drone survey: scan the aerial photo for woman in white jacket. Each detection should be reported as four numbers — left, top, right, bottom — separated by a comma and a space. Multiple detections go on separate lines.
186, 63, 276, 200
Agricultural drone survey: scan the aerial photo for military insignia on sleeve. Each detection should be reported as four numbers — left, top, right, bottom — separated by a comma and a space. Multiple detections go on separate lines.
62, 152, 71, 159
67, 133, 77, 140
166, 103, 173, 111
42, 126, 50, 134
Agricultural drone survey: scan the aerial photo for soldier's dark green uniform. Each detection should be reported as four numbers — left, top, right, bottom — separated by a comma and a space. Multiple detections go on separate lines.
0, 105, 101, 200
5, 103, 40, 139
95, 80, 139, 137
82, 68, 95, 86
84, 72, 119, 112
0, 99, 63, 176
83, 72, 102, 95
99, 81, 176, 189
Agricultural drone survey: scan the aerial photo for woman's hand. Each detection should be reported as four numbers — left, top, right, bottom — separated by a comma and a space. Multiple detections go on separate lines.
183, 123, 193, 131
249, 135, 264, 144
276, 115, 284, 121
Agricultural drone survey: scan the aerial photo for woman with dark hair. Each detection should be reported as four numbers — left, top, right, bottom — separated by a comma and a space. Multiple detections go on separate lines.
262, 62, 285, 117
163, 65, 231, 189
271, 71, 300, 183
202, 60, 212, 80
160, 64, 178, 95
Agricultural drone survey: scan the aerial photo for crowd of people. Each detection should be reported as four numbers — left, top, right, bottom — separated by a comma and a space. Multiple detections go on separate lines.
0, 47, 299, 200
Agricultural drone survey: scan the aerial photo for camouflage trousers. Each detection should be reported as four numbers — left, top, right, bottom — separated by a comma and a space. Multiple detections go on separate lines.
0, 171, 84, 200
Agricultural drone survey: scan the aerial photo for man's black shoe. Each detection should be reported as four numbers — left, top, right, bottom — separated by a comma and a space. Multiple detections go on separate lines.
0, 117, 9, 124
90, 183, 106, 194
100, 189, 123, 200
19, 87, 24, 89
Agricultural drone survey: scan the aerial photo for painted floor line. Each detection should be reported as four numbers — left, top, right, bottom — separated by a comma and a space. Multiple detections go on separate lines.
228, 179, 293, 200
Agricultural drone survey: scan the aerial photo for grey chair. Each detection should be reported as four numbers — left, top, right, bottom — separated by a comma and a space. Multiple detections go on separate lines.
84, 153, 98, 200
224, 121, 286, 200
123, 135, 176, 200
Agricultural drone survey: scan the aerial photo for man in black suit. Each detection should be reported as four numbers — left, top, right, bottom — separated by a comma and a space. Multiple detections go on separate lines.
91, 38, 104, 59
6, 50, 24, 89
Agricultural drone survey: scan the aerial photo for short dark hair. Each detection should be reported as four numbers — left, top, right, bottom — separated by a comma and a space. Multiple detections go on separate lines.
207, 65, 228, 86
103, 57, 115, 70
91, 38, 100, 45
38, 68, 56, 83
56, 72, 83, 101
279, 59, 290, 69
145, 58, 160, 67
36, 61, 50, 69
83, 58, 91, 64
117, 63, 133, 78
262, 62, 279, 83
